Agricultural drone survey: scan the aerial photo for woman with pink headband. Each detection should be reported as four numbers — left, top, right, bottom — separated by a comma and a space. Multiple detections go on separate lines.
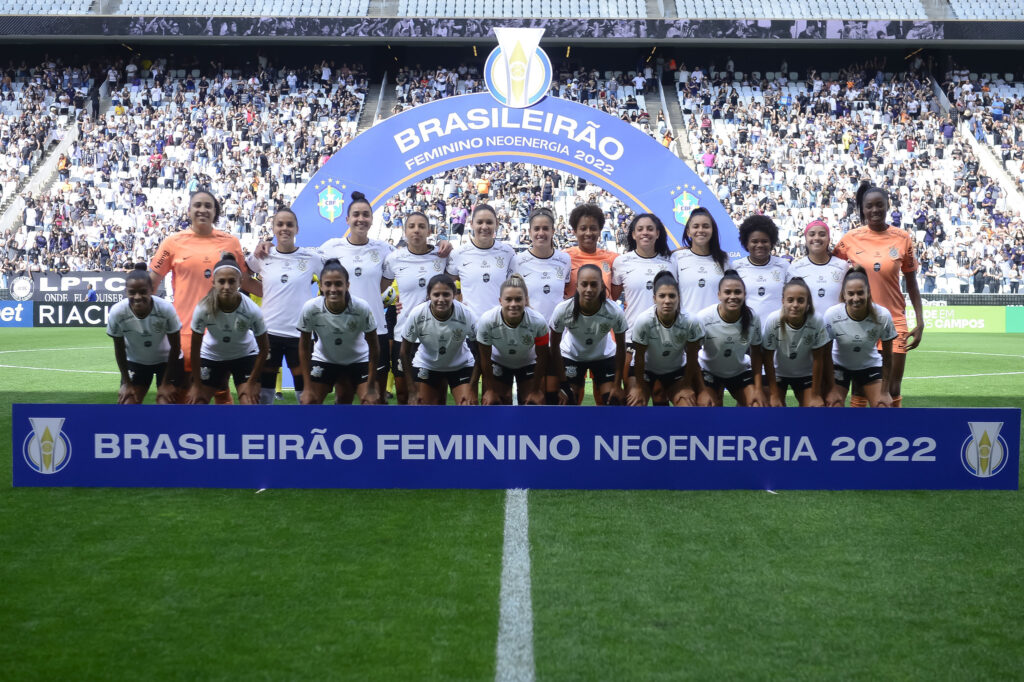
786, 220, 849, 308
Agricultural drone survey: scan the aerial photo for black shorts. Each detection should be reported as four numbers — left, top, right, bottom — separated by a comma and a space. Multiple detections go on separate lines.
413, 364, 473, 390
126, 361, 168, 388
199, 355, 257, 389
391, 339, 419, 378
262, 329, 299, 368
777, 375, 813, 394
833, 364, 883, 389
492, 362, 536, 387
309, 360, 370, 386
702, 369, 754, 392
563, 356, 617, 386
643, 366, 687, 387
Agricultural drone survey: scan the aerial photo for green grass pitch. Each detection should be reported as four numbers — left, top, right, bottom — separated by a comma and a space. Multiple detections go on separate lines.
2, 328, 1022, 679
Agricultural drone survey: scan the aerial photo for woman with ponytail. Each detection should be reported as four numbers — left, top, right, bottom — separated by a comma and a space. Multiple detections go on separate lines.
822, 266, 897, 408
833, 181, 923, 407
761, 277, 830, 407
477, 274, 551, 405
296, 259, 381, 405
627, 270, 704, 407
107, 263, 182, 404
694, 269, 765, 407
548, 264, 628, 405
187, 253, 269, 405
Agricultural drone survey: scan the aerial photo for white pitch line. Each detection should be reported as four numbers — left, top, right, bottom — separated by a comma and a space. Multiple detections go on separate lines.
905, 371, 1024, 380
916, 350, 1024, 360
495, 488, 535, 682
0, 346, 108, 354
0, 363, 118, 375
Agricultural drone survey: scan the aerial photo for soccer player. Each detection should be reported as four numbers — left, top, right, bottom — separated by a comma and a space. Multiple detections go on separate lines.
613, 213, 673, 398
786, 220, 848, 308
400, 274, 479, 406
823, 266, 897, 408
672, 207, 733, 317
319, 191, 396, 398
761, 277, 830, 407
382, 211, 448, 404
187, 254, 269, 405
564, 203, 620, 297
628, 271, 704, 407
512, 207, 571, 405
695, 269, 765, 407
549, 264, 628, 405
245, 208, 323, 404
477, 274, 551, 406
296, 259, 380, 405
107, 263, 182, 404
149, 189, 261, 403
733, 214, 789, 323
833, 182, 923, 406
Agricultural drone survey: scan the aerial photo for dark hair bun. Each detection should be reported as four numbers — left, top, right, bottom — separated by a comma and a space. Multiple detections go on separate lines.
323, 257, 341, 267
219, 252, 237, 262
133, 262, 147, 271
351, 191, 367, 202
722, 268, 739, 277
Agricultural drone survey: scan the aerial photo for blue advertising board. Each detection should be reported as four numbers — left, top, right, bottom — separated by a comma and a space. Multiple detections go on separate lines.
0, 301, 33, 327
12, 405, 1020, 490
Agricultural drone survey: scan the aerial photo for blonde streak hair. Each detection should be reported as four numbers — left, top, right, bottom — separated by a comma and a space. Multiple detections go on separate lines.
500, 273, 530, 306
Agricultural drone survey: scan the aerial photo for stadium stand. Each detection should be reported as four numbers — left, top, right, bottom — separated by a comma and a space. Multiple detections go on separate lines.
0, 0, 93, 15
118, 0, 370, 17
946, 0, 1024, 20
673, 0, 927, 19
397, 0, 646, 17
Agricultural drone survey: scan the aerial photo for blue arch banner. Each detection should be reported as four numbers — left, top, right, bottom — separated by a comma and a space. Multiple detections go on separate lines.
292, 92, 740, 253
11, 405, 1020, 490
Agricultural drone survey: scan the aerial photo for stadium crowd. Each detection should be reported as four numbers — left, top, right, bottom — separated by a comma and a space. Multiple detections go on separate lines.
2, 53, 1023, 296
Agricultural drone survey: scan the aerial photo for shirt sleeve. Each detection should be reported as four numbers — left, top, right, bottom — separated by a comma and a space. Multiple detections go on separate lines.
297, 303, 314, 334
362, 305, 377, 334
631, 318, 649, 346
403, 314, 421, 343
611, 259, 624, 286
164, 304, 183, 333
761, 321, 777, 350
688, 319, 704, 343
250, 303, 268, 336
881, 311, 898, 341
382, 253, 396, 280
190, 305, 208, 334
445, 252, 460, 277
105, 311, 121, 338
245, 253, 263, 274
749, 314, 763, 346
900, 233, 918, 274
613, 308, 628, 334
832, 236, 849, 261
149, 236, 176, 276
812, 321, 830, 349
549, 305, 566, 333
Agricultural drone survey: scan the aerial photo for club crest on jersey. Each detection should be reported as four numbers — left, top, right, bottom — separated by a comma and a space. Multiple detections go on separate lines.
556, 267, 564, 278
496, 257, 505, 269
298, 260, 308, 271
832, 270, 842, 281
370, 251, 380, 263
889, 246, 899, 259
772, 271, 781, 281
433, 261, 442, 271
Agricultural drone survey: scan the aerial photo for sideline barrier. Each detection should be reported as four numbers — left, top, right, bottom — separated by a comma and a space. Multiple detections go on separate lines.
12, 405, 1020, 490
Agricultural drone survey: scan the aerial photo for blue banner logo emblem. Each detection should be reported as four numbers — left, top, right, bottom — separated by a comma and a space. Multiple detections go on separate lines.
961, 421, 1007, 477
485, 27, 551, 109
23, 417, 72, 474
317, 182, 345, 223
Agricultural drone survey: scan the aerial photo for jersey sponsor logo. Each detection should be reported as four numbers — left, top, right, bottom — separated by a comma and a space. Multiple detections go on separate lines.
418, 277, 426, 287
758, 286, 766, 296
22, 417, 71, 475
543, 284, 551, 294
484, 27, 551, 109
646, 280, 654, 290
962, 421, 1008, 478
354, 267, 363, 277
281, 274, 289, 283
144, 340, 152, 347
483, 273, 491, 283
698, 278, 706, 288
204, 269, 212, 279
873, 263, 881, 272
817, 288, 826, 298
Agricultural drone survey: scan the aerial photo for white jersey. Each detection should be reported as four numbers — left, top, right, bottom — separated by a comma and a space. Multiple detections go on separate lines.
695, 304, 763, 378
319, 237, 394, 335
786, 255, 848, 308
761, 310, 830, 378
191, 295, 267, 362
246, 246, 322, 338
297, 295, 377, 365
734, 255, 789, 324
612, 251, 673, 341
823, 302, 897, 371
382, 246, 447, 338
106, 295, 182, 365
403, 299, 478, 371
446, 240, 515, 318
549, 298, 627, 362
671, 249, 733, 316
476, 305, 550, 369
511, 249, 571, 322
630, 305, 704, 375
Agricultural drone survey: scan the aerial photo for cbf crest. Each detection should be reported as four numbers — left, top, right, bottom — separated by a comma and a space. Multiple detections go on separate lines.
672, 186, 701, 225
316, 179, 346, 224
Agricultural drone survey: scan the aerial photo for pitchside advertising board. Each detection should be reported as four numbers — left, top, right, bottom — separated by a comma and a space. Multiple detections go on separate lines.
3, 271, 166, 328
11, 405, 1020, 490
292, 27, 741, 254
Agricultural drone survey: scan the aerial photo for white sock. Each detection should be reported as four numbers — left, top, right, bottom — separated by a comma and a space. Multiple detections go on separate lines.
295, 390, 303, 404
259, 388, 275, 405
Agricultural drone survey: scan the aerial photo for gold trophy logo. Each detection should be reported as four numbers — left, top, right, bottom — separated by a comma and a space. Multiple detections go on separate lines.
962, 422, 1005, 478
24, 417, 71, 474
486, 28, 551, 109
